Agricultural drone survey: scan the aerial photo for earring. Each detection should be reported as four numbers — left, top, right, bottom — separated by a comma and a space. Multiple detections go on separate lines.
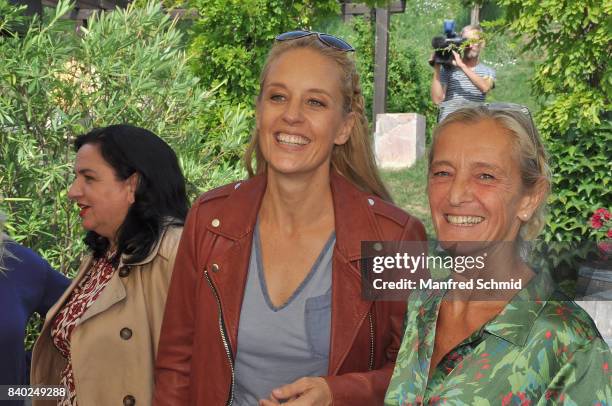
521, 213, 529, 220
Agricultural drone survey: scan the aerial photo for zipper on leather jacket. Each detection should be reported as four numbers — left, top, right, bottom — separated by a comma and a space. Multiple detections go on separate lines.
204, 269, 235, 406
368, 311, 375, 371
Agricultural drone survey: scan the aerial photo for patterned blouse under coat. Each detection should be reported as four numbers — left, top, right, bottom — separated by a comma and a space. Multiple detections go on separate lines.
51, 252, 116, 406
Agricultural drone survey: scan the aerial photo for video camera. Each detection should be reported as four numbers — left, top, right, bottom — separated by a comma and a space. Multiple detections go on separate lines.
429, 19, 466, 66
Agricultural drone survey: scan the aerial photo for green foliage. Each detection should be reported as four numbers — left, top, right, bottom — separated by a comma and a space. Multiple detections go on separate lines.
545, 121, 611, 243
1, 0, 250, 348
496, 0, 611, 243
0, 0, 248, 273
351, 17, 437, 133
0, 0, 27, 33
187, 0, 339, 107
361, 0, 396, 6
479, 33, 539, 114
479, 0, 504, 22
498, 0, 610, 134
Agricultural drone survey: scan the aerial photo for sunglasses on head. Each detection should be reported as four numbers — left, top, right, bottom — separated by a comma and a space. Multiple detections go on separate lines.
483, 102, 536, 132
483, 102, 532, 117
483, 102, 544, 168
275, 31, 355, 52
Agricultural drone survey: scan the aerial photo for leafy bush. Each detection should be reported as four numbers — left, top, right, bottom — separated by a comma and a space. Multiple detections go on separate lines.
187, 0, 339, 108
545, 121, 611, 243
496, 0, 611, 244
1, 0, 251, 347
0, 0, 248, 275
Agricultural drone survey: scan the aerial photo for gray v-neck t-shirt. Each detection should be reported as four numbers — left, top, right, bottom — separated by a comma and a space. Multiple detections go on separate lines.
233, 224, 335, 405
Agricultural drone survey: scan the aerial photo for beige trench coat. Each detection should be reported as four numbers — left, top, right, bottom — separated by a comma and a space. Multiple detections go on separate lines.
31, 226, 182, 406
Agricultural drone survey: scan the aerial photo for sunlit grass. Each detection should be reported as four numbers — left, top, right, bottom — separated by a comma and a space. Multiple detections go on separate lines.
381, 157, 434, 239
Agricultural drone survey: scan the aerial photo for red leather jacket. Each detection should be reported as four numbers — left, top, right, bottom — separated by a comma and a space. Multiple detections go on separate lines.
153, 171, 426, 405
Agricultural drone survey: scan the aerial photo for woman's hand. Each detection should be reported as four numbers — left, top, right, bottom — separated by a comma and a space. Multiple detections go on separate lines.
259, 377, 332, 406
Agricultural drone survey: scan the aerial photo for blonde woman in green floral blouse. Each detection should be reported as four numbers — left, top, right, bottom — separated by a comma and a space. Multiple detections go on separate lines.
385, 104, 612, 405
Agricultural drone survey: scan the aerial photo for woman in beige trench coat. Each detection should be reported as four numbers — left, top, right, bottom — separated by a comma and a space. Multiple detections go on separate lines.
30, 125, 188, 406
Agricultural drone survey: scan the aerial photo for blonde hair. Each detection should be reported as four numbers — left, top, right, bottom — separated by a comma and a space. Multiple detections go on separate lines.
461, 24, 482, 37
430, 105, 551, 240
243, 35, 392, 202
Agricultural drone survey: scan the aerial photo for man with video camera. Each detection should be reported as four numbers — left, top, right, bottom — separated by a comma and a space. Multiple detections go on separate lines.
430, 24, 496, 121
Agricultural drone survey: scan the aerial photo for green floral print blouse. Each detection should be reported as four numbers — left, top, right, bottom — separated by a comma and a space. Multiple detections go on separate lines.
385, 270, 612, 405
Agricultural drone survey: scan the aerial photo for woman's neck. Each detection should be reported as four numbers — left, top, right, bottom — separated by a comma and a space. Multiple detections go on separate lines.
259, 168, 334, 235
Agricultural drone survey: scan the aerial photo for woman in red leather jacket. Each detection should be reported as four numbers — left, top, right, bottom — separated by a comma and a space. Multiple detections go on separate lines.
154, 31, 426, 406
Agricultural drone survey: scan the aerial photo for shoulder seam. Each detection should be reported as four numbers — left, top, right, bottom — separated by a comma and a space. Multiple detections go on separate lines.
196, 181, 241, 205
155, 226, 182, 261
370, 198, 411, 226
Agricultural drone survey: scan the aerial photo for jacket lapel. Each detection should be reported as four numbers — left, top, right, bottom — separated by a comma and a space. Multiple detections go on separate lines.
51, 227, 174, 328
330, 171, 383, 261
205, 175, 266, 351
328, 252, 372, 374
327, 171, 383, 374
207, 237, 253, 351
41, 256, 93, 331
78, 271, 126, 325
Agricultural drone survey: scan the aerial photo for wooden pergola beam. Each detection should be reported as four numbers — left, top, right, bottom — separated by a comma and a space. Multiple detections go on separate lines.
38, 0, 197, 21
342, 1, 406, 16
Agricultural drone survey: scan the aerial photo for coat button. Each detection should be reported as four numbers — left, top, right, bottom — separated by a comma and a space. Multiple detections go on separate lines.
120, 327, 133, 340
211, 263, 220, 273
123, 395, 136, 406
119, 267, 131, 277
368, 198, 375, 206
211, 218, 220, 227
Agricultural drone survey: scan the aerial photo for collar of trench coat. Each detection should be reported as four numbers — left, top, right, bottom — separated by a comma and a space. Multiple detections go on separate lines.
42, 222, 180, 328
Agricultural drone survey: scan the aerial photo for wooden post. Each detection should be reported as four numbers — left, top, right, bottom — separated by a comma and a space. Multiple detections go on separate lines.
470, 4, 480, 25
341, 1, 406, 124
373, 6, 390, 124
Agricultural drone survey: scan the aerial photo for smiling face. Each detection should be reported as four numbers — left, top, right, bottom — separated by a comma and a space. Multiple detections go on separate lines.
428, 119, 540, 244
67, 143, 136, 243
256, 47, 355, 179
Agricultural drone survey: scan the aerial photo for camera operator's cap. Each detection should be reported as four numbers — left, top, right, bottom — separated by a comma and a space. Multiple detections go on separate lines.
276, 31, 355, 52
